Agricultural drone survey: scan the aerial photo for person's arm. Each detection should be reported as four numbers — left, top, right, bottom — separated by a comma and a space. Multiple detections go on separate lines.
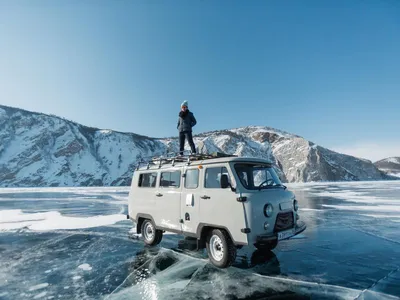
177, 117, 180, 129
191, 113, 197, 127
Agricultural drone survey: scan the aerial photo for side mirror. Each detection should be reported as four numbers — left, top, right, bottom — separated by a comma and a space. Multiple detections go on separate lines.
220, 174, 230, 189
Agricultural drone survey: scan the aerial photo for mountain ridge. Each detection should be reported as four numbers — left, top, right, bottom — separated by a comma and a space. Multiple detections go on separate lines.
0, 104, 395, 187
374, 157, 400, 178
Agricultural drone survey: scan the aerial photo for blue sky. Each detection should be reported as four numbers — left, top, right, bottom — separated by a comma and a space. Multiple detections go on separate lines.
1, 0, 399, 161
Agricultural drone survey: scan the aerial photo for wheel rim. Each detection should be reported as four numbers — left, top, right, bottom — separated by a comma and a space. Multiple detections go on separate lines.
143, 222, 154, 241
209, 235, 224, 262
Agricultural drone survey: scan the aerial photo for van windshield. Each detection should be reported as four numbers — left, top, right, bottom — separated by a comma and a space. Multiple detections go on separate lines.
234, 163, 283, 190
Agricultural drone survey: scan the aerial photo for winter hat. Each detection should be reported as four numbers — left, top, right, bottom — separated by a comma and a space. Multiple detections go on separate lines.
181, 100, 188, 108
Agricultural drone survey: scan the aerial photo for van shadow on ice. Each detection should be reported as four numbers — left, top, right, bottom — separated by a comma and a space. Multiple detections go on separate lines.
128, 233, 281, 273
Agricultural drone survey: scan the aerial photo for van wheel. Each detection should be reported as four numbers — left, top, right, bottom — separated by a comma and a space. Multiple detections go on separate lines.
141, 219, 162, 246
206, 229, 236, 268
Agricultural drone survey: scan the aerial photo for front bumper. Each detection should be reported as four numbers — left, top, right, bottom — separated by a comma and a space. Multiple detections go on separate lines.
254, 221, 306, 246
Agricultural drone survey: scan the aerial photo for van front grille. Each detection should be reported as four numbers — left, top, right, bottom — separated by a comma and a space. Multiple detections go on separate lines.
274, 211, 294, 232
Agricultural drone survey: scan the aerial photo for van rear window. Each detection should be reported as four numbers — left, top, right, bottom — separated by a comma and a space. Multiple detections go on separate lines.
138, 173, 157, 188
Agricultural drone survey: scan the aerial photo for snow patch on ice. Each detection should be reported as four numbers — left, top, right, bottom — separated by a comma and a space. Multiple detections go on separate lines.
288, 181, 400, 189
0, 186, 129, 194
322, 204, 400, 212
33, 291, 47, 299
72, 276, 81, 280
0, 209, 126, 231
78, 263, 92, 271
299, 208, 323, 212
361, 214, 400, 219
310, 190, 399, 204
28, 283, 49, 291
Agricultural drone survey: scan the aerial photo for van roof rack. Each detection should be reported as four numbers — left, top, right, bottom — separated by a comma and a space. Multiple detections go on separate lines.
135, 151, 237, 170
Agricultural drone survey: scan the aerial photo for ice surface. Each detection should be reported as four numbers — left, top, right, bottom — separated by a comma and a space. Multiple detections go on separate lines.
0, 209, 126, 231
1, 183, 400, 299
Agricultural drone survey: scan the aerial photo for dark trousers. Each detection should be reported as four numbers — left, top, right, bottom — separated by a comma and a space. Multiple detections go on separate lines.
179, 131, 196, 155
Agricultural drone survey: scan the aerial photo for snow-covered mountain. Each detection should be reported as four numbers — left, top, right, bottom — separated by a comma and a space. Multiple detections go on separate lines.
0, 105, 393, 187
374, 157, 400, 178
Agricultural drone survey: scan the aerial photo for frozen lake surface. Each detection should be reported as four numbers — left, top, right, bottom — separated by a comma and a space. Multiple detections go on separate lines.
0, 181, 400, 299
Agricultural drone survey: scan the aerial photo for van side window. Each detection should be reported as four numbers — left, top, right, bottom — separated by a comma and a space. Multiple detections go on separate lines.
185, 169, 199, 189
160, 171, 181, 188
138, 172, 157, 188
205, 167, 230, 188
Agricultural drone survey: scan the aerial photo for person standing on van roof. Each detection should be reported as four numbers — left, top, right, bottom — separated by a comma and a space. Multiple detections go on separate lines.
177, 100, 197, 155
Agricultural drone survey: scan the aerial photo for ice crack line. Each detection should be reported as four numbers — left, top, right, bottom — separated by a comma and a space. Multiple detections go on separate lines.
105, 256, 154, 299
348, 225, 400, 246
184, 262, 208, 289
354, 267, 400, 300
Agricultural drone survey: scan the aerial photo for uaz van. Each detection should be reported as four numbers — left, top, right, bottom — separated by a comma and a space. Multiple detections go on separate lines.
127, 152, 306, 268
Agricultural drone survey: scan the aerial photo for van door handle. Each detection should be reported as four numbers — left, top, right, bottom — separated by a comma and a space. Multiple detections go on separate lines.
156, 193, 163, 197
200, 195, 210, 199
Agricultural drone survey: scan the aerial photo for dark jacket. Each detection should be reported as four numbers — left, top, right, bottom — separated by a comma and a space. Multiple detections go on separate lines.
177, 110, 197, 132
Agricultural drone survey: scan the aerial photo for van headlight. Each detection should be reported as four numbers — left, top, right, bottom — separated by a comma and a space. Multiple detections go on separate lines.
264, 204, 273, 217
293, 199, 299, 211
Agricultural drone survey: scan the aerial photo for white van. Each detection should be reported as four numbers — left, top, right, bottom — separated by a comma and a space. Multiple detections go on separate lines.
127, 152, 306, 268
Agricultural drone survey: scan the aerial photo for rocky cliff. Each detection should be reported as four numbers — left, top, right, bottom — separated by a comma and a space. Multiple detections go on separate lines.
374, 157, 400, 178
0, 105, 392, 187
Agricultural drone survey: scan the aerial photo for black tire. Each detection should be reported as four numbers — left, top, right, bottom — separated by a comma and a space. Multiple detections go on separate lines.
256, 239, 278, 251
206, 229, 237, 268
141, 219, 163, 246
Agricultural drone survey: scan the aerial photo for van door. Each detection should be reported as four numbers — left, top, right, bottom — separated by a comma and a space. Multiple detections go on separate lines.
199, 164, 248, 244
180, 166, 201, 235
155, 169, 183, 233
